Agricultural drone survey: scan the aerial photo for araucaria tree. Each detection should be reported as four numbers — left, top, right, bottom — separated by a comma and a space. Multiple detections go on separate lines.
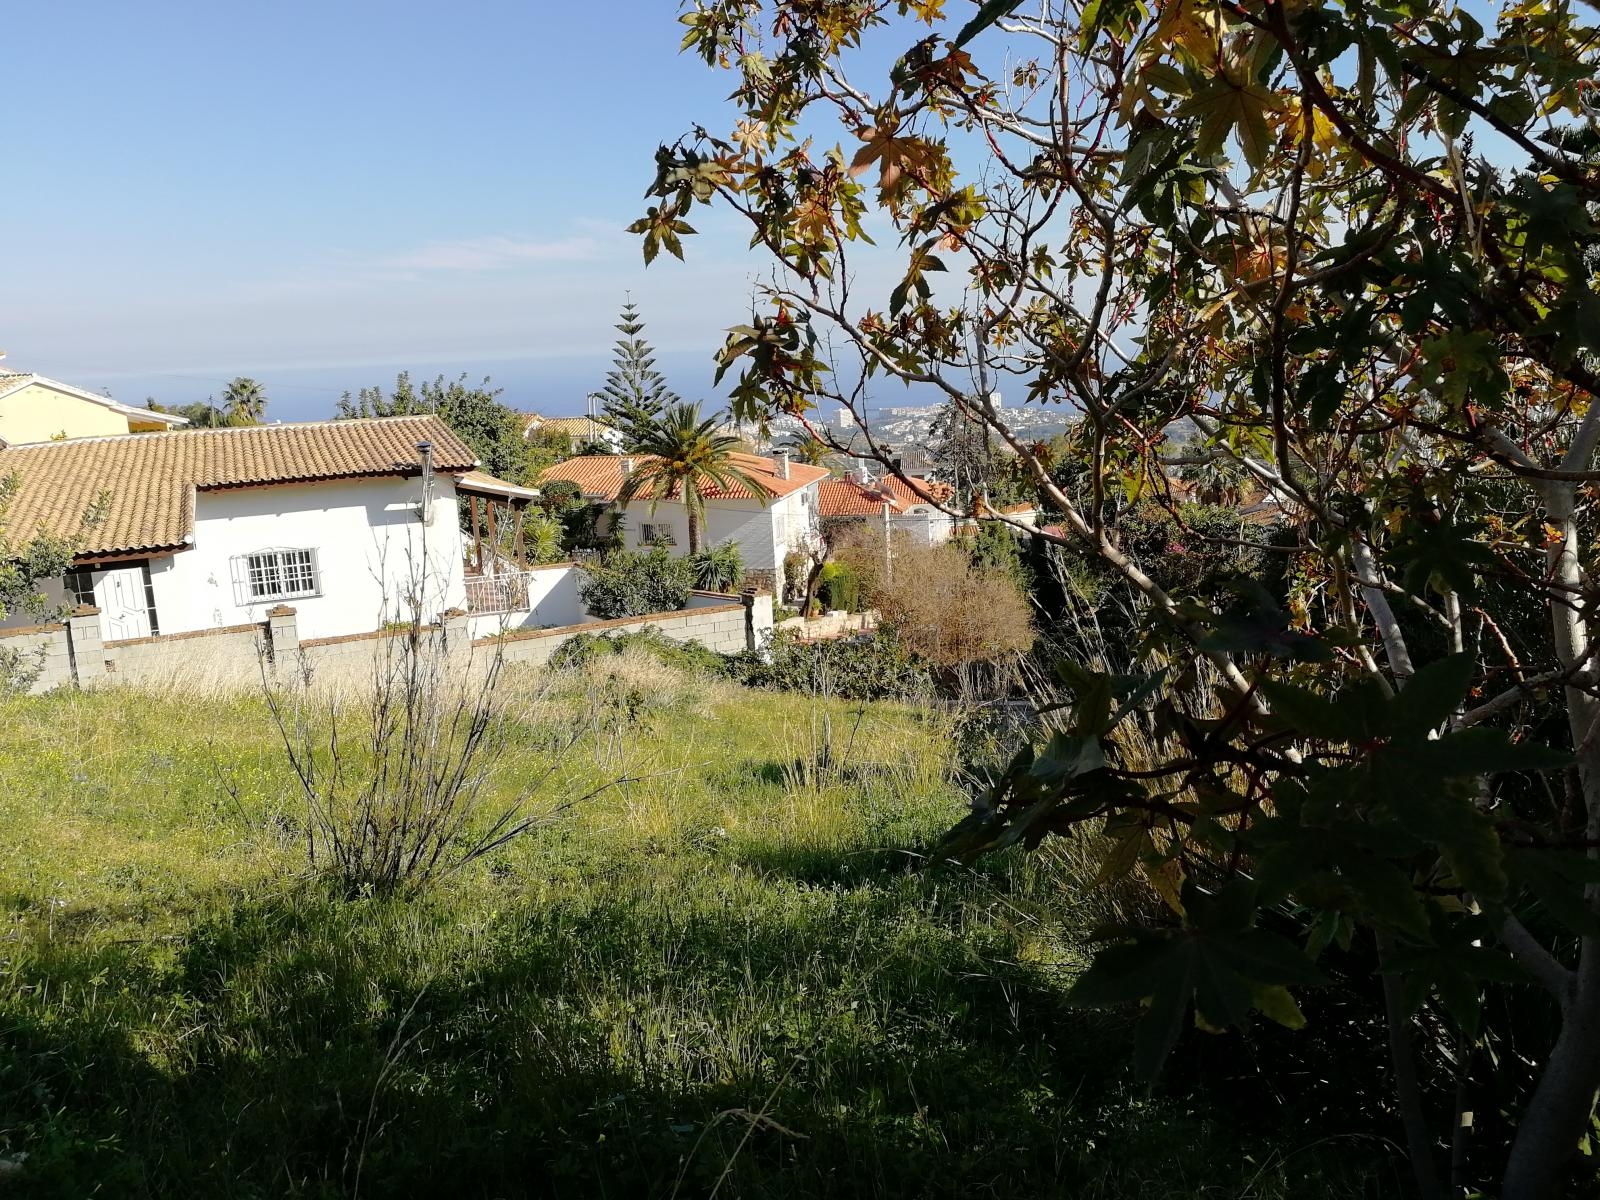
617, 401, 767, 554
637, 1, 1600, 1195
599, 298, 682, 449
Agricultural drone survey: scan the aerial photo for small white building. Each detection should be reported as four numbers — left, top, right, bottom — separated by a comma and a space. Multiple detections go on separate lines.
537, 451, 828, 592
817, 471, 957, 547
0, 416, 515, 642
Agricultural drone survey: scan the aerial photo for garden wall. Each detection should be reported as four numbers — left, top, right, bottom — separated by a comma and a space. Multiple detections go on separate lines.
0, 591, 775, 694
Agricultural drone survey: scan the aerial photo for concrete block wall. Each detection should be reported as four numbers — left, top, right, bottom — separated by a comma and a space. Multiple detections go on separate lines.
0, 591, 774, 695
479, 591, 771, 668
0, 624, 72, 693
106, 623, 268, 688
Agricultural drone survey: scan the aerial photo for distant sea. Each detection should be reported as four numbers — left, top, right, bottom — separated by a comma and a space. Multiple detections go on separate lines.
79, 349, 948, 425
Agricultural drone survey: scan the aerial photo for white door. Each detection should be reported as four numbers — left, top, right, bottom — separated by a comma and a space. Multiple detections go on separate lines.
96, 565, 154, 640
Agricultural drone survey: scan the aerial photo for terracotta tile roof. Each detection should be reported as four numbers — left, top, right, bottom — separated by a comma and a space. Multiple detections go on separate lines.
538, 452, 828, 502
528, 415, 613, 439
0, 416, 476, 560
817, 474, 951, 517
0, 372, 31, 400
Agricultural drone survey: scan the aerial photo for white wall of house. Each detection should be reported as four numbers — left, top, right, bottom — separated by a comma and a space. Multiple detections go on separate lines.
466, 561, 587, 639
614, 484, 821, 577
890, 506, 955, 547
150, 476, 468, 642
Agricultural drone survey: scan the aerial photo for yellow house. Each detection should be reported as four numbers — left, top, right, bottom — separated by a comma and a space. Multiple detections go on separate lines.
0, 368, 187, 445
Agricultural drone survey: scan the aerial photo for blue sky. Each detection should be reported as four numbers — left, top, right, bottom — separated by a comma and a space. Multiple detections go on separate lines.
2, 1, 917, 420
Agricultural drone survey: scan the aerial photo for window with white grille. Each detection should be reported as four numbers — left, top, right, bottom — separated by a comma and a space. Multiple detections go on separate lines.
238, 548, 320, 601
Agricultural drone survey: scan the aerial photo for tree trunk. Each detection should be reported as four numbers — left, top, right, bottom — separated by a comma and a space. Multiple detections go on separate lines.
688, 506, 701, 556
1378, 933, 1444, 1200
1501, 463, 1600, 1198
1500, 961, 1599, 1198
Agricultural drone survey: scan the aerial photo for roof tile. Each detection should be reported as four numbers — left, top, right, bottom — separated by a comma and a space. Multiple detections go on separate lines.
817, 475, 952, 517
539, 452, 828, 501
0, 416, 476, 558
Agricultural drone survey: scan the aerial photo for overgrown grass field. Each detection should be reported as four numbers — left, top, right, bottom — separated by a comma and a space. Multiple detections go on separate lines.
1, 657, 1394, 1197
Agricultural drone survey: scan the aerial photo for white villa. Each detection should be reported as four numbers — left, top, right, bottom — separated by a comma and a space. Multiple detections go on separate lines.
538, 450, 829, 592
817, 471, 958, 546
0, 416, 523, 642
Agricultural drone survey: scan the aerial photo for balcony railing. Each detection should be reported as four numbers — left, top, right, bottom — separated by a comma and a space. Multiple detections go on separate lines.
464, 570, 532, 615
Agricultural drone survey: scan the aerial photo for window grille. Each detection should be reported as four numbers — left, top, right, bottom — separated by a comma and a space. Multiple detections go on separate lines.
237, 548, 320, 602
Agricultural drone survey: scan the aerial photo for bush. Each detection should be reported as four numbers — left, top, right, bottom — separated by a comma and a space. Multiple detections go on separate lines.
539, 480, 614, 555
834, 528, 1034, 670
550, 626, 728, 674
689, 541, 743, 592
816, 561, 860, 612
578, 548, 693, 619
730, 628, 931, 702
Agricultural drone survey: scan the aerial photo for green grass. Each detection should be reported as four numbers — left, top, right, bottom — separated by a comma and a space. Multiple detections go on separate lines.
0, 660, 1394, 1198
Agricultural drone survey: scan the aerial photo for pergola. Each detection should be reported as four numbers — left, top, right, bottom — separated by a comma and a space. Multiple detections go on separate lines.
454, 470, 543, 574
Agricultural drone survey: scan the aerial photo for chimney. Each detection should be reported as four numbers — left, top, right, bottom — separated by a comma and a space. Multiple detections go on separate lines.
622, 457, 635, 476
776, 450, 791, 480
416, 440, 434, 523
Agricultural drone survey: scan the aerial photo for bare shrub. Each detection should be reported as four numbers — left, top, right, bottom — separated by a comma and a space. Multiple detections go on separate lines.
265, 615, 589, 896
835, 525, 1034, 673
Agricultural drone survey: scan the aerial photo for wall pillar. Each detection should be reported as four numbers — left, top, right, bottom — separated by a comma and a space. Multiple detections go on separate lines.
741, 590, 756, 653
267, 605, 300, 659
65, 605, 107, 687
440, 607, 469, 653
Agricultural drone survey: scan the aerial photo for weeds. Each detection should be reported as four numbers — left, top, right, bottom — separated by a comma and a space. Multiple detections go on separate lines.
0, 668, 1394, 1198
264, 617, 586, 896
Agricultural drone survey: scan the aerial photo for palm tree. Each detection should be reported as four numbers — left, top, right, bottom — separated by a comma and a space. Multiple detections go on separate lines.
617, 402, 769, 554
221, 377, 268, 425
780, 433, 832, 466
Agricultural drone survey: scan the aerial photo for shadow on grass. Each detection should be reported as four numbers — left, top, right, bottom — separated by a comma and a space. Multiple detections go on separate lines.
2, 876, 1397, 1200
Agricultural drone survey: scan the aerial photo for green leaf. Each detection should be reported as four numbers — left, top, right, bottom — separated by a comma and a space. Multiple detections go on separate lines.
1252, 984, 1308, 1030
953, 0, 1027, 47
1134, 946, 1195, 1080
1208, 929, 1328, 986
1029, 731, 1105, 784
1508, 850, 1600, 937
1336, 853, 1430, 940
1068, 938, 1180, 1006
1388, 653, 1474, 736
1258, 679, 1365, 741
1415, 728, 1573, 776
1180, 77, 1278, 170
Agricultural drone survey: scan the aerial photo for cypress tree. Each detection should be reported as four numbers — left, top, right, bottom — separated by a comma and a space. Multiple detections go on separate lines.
598, 298, 679, 449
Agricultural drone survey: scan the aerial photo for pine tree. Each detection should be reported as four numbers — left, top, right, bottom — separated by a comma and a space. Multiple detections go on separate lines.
598, 298, 678, 449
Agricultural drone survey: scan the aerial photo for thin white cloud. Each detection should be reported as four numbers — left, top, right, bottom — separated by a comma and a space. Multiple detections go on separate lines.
371, 234, 602, 272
